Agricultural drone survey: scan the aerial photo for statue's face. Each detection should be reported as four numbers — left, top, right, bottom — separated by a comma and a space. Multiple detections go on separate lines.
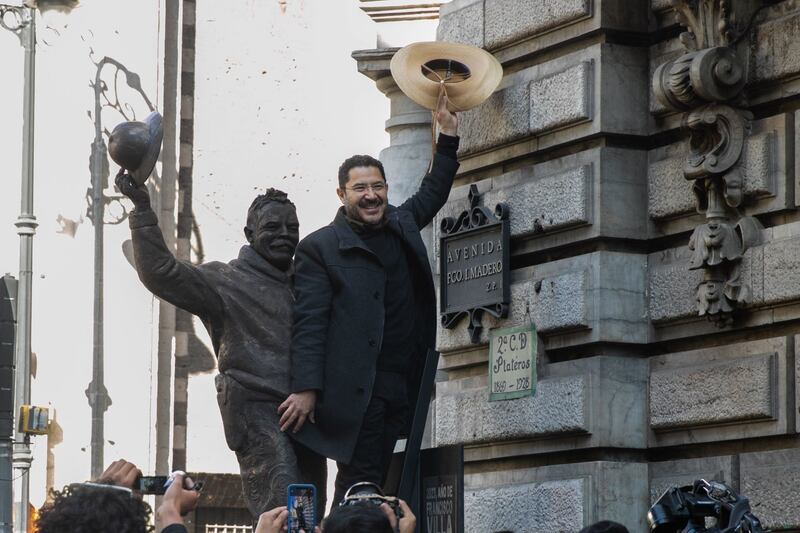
246, 202, 299, 271
336, 166, 388, 225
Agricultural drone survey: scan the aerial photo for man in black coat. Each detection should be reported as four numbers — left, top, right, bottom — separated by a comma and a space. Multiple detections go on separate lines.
115, 178, 326, 519
279, 95, 458, 504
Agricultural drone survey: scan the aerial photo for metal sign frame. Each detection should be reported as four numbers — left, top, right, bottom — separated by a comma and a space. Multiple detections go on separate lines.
440, 184, 510, 343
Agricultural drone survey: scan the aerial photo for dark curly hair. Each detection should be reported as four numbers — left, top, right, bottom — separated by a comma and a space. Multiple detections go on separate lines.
37, 483, 154, 533
246, 188, 296, 229
337, 155, 386, 188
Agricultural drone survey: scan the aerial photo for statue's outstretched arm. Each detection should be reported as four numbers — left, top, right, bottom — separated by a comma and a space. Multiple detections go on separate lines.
119, 172, 223, 321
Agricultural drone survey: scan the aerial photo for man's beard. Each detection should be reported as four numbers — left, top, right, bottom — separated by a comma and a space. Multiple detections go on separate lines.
346, 197, 385, 224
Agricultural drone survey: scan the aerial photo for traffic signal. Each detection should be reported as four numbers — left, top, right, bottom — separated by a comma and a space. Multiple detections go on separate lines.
0, 275, 17, 440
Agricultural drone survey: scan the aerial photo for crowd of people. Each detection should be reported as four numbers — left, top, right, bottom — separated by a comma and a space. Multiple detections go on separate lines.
34, 457, 633, 532
35, 459, 417, 533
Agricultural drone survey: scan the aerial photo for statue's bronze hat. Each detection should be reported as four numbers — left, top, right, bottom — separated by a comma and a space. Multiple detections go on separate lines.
108, 111, 163, 185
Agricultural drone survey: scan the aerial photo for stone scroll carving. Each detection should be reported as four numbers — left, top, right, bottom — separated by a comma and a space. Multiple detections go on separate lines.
653, 0, 764, 327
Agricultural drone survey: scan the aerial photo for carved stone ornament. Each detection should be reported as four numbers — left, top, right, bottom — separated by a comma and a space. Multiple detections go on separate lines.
655, 0, 764, 327
440, 184, 510, 344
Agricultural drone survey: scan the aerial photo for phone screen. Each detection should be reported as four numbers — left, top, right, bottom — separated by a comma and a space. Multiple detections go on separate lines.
287, 484, 316, 533
137, 475, 169, 495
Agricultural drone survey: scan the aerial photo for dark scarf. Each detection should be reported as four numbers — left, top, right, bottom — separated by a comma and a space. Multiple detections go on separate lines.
345, 213, 388, 236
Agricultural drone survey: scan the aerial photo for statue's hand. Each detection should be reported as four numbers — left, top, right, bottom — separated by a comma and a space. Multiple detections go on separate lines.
115, 168, 151, 211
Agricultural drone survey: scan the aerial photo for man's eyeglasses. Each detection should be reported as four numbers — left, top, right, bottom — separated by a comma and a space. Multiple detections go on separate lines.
345, 182, 386, 194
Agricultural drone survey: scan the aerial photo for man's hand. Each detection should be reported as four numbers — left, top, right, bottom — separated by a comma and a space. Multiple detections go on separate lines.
255, 506, 320, 533
278, 390, 317, 433
115, 168, 151, 211
156, 472, 200, 526
380, 499, 416, 533
98, 459, 142, 490
435, 92, 458, 137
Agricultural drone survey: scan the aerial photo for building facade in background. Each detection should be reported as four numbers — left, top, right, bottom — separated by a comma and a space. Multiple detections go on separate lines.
357, 1, 800, 531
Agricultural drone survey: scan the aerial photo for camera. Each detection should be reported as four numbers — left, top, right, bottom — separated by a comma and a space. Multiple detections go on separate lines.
340, 481, 404, 522
648, 479, 765, 533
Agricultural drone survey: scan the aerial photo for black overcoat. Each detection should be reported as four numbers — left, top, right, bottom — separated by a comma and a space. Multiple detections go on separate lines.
289, 151, 459, 463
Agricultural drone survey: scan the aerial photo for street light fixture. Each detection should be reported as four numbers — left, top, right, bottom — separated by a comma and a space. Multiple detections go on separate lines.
0, 2, 77, 532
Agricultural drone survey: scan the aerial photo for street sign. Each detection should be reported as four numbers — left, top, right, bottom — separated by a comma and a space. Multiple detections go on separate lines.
488, 324, 537, 402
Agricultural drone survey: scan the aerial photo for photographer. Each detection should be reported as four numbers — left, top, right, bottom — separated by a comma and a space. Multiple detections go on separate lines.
253, 493, 415, 533
36, 459, 199, 533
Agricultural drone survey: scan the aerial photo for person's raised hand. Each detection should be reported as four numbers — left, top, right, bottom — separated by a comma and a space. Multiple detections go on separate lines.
255, 506, 288, 533
98, 459, 141, 490
278, 390, 316, 433
435, 92, 458, 137
380, 499, 416, 533
115, 168, 151, 211
156, 472, 200, 526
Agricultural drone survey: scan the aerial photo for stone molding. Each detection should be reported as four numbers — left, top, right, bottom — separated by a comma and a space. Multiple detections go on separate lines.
651, 0, 764, 327
648, 221, 800, 328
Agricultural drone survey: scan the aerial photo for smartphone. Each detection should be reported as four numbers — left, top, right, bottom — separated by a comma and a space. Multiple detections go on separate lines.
137, 475, 169, 495
287, 484, 316, 533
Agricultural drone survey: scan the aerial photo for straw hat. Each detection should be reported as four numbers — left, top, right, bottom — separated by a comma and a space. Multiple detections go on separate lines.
108, 111, 163, 185
390, 42, 503, 112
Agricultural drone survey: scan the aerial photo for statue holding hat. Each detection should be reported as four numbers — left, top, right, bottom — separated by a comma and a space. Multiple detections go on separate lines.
109, 114, 327, 520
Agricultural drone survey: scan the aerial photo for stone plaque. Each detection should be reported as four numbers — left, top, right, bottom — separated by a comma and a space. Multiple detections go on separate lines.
489, 324, 537, 401
440, 184, 510, 343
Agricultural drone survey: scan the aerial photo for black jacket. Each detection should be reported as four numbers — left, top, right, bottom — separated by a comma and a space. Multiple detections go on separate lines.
289, 150, 459, 463
128, 209, 295, 399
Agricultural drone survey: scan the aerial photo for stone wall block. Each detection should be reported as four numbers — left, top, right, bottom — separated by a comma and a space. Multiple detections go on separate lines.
434, 356, 648, 452
648, 256, 704, 323
648, 337, 788, 447
530, 61, 593, 134
466, 479, 585, 533
650, 353, 777, 430
763, 235, 800, 305
531, 270, 590, 334
437, 0, 484, 48
465, 462, 648, 532
483, 164, 593, 237
459, 82, 530, 154
740, 448, 800, 530
434, 375, 587, 447
649, 456, 735, 504
484, 0, 591, 50
438, 252, 647, 353
752, 5, 800, 84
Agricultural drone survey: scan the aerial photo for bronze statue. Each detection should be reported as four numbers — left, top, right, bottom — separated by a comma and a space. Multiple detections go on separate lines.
110, 115, 326, 519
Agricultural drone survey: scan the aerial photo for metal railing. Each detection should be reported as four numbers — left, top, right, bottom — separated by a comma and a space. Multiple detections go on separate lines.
204, 525, 253, 533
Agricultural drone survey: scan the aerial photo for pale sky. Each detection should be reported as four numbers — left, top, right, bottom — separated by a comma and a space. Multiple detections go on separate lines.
0, 0, 435, 510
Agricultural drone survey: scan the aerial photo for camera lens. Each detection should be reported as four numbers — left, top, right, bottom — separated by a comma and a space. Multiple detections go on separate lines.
647, 504, 675, 533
